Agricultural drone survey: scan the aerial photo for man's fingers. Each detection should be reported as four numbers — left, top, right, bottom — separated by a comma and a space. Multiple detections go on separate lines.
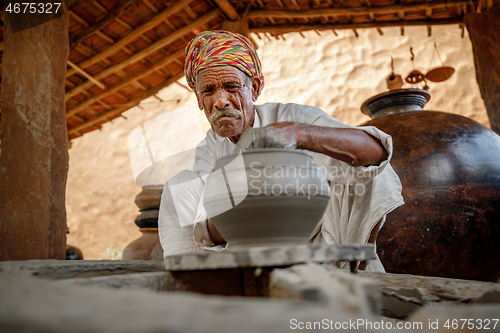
237, 126, 298, 150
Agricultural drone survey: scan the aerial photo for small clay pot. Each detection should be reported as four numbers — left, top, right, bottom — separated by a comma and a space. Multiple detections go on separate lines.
204, 148, 330, 249
65, 245, 84, 260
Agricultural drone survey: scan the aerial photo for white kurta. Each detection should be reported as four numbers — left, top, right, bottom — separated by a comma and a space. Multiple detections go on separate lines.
158, 102, 404, 272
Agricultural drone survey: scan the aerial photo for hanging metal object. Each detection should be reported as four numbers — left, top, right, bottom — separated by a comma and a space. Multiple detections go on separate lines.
387, 57, 404, 90
426, 67, 455, 82
405, 70, 425, 84
405, 47, 425, 84
425, 43, 455, 82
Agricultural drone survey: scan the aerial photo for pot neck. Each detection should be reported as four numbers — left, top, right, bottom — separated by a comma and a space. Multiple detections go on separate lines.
361, 89, 431, 119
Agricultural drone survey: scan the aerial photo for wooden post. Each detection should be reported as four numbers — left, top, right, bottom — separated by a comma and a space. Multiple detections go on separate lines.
465, 3, 500, 134
0, 14, 70, 260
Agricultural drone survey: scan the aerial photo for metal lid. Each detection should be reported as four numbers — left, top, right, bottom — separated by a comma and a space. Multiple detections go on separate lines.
361, 89, 431, 119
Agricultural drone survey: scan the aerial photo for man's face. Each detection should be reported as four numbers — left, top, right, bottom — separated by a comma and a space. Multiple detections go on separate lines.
195, 66, 261, 140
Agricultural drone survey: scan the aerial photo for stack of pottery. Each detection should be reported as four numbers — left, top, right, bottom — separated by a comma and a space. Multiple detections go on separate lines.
122, 186, 164, 260
360, 89, 500, 282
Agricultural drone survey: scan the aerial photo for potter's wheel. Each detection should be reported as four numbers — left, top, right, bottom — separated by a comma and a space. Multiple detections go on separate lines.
163, 243, 377, 272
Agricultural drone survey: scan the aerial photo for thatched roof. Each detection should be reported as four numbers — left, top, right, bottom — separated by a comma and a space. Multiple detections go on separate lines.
0, 0, 483, 140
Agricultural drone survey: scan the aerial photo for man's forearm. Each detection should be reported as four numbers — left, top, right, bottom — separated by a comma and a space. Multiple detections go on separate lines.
297, 124, 388, 167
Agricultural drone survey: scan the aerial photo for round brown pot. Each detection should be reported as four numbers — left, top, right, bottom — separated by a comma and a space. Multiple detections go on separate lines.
360, 89, 500, 282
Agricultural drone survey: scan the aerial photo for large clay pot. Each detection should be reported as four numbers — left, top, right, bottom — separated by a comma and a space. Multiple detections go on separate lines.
360, 89, 500, 282
204, 148, 330, 249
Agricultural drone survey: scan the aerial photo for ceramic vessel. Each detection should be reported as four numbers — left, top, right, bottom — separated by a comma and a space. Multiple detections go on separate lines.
122, 186, 162, 260
360, 89, 500, 282
122, 228, 160, 260
65, 245, 84, 260
204, 148, 330, 249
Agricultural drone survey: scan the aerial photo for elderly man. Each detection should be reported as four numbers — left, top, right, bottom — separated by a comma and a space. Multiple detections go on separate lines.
158, 30, 403, 271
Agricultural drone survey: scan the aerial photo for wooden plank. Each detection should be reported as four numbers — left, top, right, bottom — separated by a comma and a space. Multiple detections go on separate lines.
247, 0, 469, 19
66, 49, 184, 118
67, 72, 184, 135
250, 18, 464, 34
65, 8, 220, 100
67, 0, 197, 79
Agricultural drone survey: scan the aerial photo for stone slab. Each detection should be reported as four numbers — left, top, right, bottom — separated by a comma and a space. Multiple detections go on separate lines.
164, 243, 376, 271
0, 271, 378, 333
359, 271, 500, 319
0, 260, 165, 279
58, 272, 176, 291
270, 263, 381, 318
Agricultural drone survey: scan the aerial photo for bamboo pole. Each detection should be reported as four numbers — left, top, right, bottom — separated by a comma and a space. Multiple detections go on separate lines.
69, 11, 89, 27
250, 18, 464, 34
65, 8, 221, 100
67, 60, 106, 89
66, 0, 197, 78
247, 0, 469, 19
68, 72, 184, 135
66, 49, 184, 118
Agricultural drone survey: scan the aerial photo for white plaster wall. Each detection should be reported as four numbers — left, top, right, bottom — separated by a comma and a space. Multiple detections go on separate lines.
66, 26, 488, 259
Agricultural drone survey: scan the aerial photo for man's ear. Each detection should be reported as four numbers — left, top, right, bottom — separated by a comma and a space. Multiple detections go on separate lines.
251, 77, 262, 102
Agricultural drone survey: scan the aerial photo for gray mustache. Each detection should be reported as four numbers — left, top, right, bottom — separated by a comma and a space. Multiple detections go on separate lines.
209, 107, 243, 123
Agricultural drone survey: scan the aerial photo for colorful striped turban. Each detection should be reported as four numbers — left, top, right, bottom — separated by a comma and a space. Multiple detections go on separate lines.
184, 30, 265, 95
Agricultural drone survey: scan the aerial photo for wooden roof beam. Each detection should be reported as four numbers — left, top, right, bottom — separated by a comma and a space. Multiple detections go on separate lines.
65, 9, 221, 99
213, 0, 239, 20
66, 1, 201, 77
66, 49, 184, 118
91, 0, 109, 14
246, 0, 470, 18
68, 72, 184, 135
69, 0, 141, 49
143, 0, 159, 13
66, 0, 199, 79
250, 18, 464, 34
